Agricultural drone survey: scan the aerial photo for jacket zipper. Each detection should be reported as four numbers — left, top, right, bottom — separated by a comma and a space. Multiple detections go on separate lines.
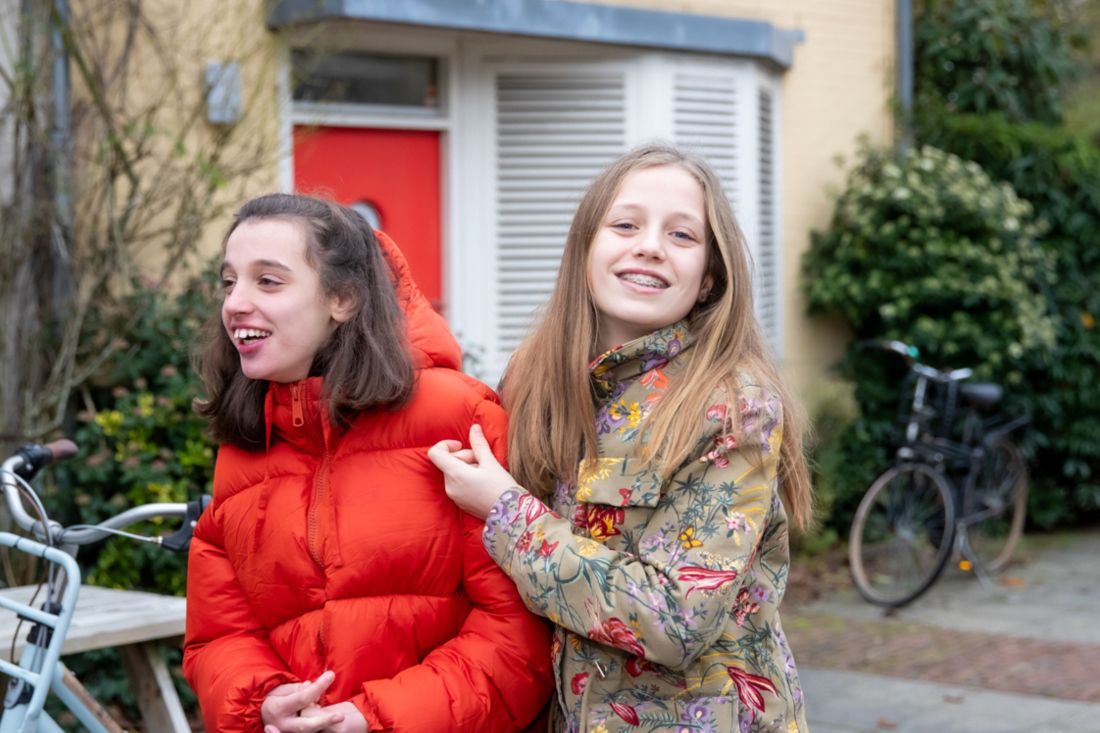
290, 383, 304, 427
307, 453, 330, 568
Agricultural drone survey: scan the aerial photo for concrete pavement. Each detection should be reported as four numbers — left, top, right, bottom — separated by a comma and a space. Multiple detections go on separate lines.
784, 529, 1100, 732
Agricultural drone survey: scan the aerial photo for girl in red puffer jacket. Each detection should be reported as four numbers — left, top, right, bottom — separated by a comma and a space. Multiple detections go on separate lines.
183, 193, 552, 733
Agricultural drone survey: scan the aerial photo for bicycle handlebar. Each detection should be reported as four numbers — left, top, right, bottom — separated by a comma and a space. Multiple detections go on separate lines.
1, 441, 209, 553
863, 339, 973, 383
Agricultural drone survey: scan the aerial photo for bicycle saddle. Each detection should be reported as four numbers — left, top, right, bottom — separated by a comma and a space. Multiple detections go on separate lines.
959, 382, 1003, 408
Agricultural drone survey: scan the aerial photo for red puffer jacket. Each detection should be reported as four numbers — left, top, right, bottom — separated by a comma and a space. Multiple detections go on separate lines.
183, 232, 552, 732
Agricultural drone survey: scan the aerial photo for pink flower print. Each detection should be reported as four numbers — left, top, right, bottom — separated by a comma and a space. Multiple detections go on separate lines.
515, 492, 551, 526
537, 539, 559, 557
588, 616, 645, 657
700, 432, 738, 466
677, 565, 740, 597
570, 672, 590, 695
705, 403, 728, 422
732, 587, 761, 627
515, 531, 533, 554
625, 656, 656, 677
726, 512, 748, 534
609, 701, 640, 726
726, 665, 778, 720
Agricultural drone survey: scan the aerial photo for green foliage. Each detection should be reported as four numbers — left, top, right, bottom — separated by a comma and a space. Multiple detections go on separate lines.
51, 272, 216, 594
917, 113, 1100, 525
914, 0, 1084, 124
805, 144, 1056, 372
803, 144, 1057, 528
40, 271, 216, 726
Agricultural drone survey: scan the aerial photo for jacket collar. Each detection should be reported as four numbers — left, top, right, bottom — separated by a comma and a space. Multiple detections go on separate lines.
589, 321, 694, 402
266, 377, 332, 454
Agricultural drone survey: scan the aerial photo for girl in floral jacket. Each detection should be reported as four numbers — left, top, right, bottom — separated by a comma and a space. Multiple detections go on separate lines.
430, 144, 814, 732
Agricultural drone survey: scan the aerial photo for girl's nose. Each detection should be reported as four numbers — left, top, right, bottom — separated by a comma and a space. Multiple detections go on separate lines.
631, 228, 666, 260
223, 284, 254, 315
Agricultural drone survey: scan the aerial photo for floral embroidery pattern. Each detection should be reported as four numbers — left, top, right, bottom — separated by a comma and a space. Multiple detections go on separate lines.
484, 323, 806, 733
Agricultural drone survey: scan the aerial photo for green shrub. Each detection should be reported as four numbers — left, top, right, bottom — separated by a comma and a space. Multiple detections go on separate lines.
43, 271, 215, 727
915, 0, 1083, 124
803, 144, 1057, 529
52, 272, 216, 593
917, 113, 1100, 525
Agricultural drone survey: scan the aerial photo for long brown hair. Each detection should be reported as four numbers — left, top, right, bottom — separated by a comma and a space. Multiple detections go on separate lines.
503, 144, 813, 530
195, 193, 414, 449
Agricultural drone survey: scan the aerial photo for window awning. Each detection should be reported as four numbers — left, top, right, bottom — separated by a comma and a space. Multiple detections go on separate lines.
267, 0, 804, 69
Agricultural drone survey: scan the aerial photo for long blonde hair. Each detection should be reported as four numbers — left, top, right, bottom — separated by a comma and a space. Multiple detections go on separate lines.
503, 143, 813, 531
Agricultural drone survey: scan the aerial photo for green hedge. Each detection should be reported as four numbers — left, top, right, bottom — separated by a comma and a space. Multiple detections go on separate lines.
803, 144, 1057, 529
915, 0, 1082, 125
917, 113, 1100, 525
45, 272, 215, 726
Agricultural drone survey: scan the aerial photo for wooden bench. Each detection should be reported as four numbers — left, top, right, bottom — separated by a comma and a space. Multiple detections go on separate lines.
0, 584, 188, 732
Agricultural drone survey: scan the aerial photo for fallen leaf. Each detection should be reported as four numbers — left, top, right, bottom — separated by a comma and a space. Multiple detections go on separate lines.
876, 718, 898, 730
944, 694, 965, 704
999, 576, 1026, 587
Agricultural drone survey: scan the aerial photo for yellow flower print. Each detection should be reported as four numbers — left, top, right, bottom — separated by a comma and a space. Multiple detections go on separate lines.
678, 526, 703, 550
788, 721, 802, 733
591, 725, 609, 733
535, 526, 546, 542
576, 537, 601, 557
576, 456, 623, 501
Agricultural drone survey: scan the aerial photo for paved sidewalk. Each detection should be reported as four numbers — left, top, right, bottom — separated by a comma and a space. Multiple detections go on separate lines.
784, 529, 1100, 732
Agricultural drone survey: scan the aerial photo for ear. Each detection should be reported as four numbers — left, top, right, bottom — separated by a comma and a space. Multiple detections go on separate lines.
698, 275, 715, 303
329, 292, 357, 323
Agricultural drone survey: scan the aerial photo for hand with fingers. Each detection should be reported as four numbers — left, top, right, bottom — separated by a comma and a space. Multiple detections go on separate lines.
261, 671, 369, 733
427, 424, 518, 519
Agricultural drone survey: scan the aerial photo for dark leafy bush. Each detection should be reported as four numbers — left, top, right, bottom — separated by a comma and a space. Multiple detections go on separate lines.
803, 144, 1057, 529
915, 0, 1084, 124
917, 113, 1100, 525
43, 271, 216, 727
52, 272, 216, 593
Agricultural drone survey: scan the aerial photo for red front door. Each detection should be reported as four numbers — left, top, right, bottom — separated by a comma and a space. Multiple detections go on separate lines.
293, 126, 442, 310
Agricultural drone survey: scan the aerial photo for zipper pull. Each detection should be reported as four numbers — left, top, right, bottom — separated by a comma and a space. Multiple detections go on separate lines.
291, 384, 304, 427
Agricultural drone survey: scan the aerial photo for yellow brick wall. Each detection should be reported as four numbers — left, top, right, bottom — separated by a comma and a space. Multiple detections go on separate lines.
98, 0, 895, 401
593, 0, 897, 400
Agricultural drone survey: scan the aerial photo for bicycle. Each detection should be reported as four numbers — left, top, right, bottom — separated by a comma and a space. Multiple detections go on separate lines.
0, 439, 208, 732
847, 341, 1030, 608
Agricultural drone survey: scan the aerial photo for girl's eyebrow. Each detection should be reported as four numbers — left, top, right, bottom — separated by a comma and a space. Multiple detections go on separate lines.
607, 203, 704, 228
251, 259, 292, 272
221, 258, 292, 274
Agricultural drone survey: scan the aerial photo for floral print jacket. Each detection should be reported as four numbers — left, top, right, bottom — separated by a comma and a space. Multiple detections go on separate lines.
483, 323, 807, 733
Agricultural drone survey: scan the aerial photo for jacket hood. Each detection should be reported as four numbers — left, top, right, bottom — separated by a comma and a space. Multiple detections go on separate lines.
373, 229, 461, 372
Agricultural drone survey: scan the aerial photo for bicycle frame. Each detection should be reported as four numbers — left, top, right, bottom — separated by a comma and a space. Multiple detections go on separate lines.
0, 442, 204, 732
0, 534, 111, 733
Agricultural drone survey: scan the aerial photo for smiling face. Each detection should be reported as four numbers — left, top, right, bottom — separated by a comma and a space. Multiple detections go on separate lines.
587, 164, 710, 352
220, 218, 353, 384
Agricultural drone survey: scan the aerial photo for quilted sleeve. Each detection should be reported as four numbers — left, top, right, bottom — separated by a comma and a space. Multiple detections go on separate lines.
351, 398, 554, 732
182, 502, 297, 733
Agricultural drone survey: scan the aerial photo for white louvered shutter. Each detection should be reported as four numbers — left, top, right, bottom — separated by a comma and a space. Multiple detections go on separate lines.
672, 70, 738, 208
756, 84, 781, 355
492, 72, 627, 374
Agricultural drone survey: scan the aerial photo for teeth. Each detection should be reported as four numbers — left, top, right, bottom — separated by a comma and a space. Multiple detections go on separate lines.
619, 273, 668, 289
233, 328, 271, 341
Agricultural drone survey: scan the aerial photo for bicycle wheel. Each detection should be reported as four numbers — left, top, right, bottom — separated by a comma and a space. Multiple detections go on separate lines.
965, 438, 1028, 572
849, 463, 956, 607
